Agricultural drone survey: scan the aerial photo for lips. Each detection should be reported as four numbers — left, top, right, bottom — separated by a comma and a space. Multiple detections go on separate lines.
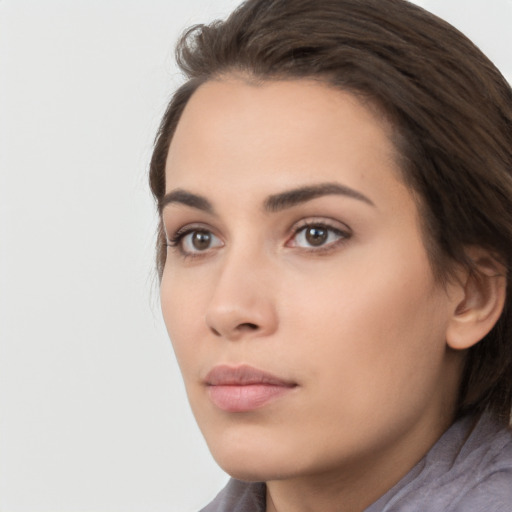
204, 364, 297, 412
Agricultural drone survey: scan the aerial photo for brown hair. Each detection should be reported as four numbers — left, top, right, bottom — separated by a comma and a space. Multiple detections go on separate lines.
149, 0, 512, 424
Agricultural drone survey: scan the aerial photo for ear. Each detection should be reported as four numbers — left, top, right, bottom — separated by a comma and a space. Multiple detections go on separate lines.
446, 248, 507, 351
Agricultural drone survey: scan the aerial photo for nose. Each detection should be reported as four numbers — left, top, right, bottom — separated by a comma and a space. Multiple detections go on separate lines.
205, 251, 278, 341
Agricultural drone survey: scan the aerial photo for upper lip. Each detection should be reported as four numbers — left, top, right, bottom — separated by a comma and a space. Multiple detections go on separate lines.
204, 364, 297, 387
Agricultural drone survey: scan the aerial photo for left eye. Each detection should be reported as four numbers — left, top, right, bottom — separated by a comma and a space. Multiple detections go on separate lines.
289, 224, 348, 249
180, 229, 223, 254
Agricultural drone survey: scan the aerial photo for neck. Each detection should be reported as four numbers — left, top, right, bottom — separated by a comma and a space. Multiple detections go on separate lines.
265, 410, 455, 512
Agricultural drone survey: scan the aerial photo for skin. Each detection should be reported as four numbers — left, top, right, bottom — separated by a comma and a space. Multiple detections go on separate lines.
160, 78, 469, 512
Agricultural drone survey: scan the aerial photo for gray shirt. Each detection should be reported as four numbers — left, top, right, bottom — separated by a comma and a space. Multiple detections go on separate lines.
200, 413, 512, 511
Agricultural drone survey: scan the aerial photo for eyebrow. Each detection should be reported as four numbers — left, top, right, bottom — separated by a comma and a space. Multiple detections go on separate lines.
264, 182, 375, 212
160, 182, 374, 215
160, 189, 215, 215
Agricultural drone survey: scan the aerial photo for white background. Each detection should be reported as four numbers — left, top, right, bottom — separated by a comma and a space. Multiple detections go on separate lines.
1, 1, 511, 511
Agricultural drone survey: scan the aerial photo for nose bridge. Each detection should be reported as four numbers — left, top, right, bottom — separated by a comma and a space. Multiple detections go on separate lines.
205, 240, 278, 340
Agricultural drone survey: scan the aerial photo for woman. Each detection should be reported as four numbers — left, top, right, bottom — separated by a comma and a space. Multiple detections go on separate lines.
150, 0, 512, 510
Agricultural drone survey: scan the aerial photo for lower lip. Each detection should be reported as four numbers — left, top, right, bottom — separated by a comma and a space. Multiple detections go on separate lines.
207, 384, 294, 412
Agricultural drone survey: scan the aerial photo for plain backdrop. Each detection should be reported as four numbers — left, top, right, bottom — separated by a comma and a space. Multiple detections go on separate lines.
0, 1, 511, 511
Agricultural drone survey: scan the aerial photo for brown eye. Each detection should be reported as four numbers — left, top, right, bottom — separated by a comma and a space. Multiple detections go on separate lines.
174, 228, 223, 255
191, 231, 212, 250
289, 223, 350, 250
305, 227, 328, 246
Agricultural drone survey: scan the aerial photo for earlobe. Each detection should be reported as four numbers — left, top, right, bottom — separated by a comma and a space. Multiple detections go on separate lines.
446, 249, 507, 351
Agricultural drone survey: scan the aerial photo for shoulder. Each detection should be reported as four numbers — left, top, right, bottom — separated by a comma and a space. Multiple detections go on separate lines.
426, 415, 512, 512
450, 422, 512, 512
375, 414, 512, 512
199, 479, 266, 512
451, 468, 512, 512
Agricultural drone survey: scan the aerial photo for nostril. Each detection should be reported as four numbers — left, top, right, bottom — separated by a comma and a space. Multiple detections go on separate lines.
239, 322, 259, 331
210, 326, 222, 336
207, 322, 258, 337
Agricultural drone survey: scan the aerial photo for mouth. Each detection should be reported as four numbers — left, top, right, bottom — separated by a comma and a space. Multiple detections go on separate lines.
204, 364, 298, 412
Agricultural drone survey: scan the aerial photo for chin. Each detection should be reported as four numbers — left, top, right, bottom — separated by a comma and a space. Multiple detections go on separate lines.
202, 425, 303, 482
214, 456, 299, 483
208, 443, 277, 481
206, 428, 334, 484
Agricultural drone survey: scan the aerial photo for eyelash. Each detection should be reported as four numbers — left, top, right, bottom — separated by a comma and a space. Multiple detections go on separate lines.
287, 220, 351, 253
166, 220, 352, 258
166, 225, 219, 259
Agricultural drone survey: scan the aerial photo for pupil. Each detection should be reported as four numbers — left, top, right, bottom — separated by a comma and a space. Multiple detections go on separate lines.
192, 231, 211, 250
306, 227, 327, 246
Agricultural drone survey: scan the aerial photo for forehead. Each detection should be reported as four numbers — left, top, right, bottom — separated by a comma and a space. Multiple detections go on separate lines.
165, 78, 406, 208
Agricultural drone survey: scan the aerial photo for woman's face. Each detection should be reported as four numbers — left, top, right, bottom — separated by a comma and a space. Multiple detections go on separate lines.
160, 78, 464, 483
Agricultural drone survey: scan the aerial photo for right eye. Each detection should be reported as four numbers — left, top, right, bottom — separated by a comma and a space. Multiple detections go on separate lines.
167, 228, 223, 256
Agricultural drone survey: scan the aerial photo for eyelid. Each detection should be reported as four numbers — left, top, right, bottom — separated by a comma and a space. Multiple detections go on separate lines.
165, 217, 352, 259
288, 217, 352, 237
166, 221, 215, 243
166, 223, 224, 258
285, 217, 352, 250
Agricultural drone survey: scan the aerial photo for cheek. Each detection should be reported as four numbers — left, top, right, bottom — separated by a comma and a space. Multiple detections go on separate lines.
160, 268, 209, 374
282, 239, 451, 408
